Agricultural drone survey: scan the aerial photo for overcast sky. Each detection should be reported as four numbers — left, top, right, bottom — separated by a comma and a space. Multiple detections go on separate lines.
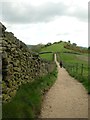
0, 0, 89, 47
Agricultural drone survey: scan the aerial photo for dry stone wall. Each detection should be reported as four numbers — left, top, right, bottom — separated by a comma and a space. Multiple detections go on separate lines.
1, 23, 55, 103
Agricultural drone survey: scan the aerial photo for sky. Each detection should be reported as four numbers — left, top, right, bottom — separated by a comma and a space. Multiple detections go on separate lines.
0, 0, 89, 47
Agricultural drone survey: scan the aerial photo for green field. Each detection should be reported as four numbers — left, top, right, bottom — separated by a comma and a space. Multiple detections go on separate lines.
39, 42, 78, 61
58, 53, 88, 64
39, 53, 54, 61
41, 42, 74, 53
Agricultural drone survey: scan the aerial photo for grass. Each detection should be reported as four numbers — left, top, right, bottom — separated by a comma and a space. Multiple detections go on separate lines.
2, 67, 57, 118
41, 42, 74, 53
58, 53, 88, 64
39, 42, 79, 62
39, 53, 54, 61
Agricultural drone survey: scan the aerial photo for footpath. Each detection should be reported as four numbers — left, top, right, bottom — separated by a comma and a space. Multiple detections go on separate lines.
40, 54, 88, 118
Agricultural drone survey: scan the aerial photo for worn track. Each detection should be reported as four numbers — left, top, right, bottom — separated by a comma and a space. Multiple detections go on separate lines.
40, 54, 88, 118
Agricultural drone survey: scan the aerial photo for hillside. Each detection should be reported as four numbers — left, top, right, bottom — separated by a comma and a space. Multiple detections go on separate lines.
41, 42, 71, 53
40, 41, 88, 53
39, 41, 88, 61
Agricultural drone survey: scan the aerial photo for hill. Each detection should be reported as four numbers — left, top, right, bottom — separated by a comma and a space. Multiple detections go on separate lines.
41, 41, 71, 53
39, 41, 88, 61
40, 41, 88, 53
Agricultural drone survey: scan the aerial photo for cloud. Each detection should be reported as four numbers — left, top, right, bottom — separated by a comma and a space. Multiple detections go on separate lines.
0, 1, 87, 24
56, 32, 70, 36
68, 7, 88, 22
1, 2, 68, 23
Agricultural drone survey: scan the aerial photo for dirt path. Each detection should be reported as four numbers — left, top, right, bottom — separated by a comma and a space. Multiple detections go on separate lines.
40, 54, 88, 118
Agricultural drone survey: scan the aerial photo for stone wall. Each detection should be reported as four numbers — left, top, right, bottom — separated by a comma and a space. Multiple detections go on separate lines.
1, 24, 55, 103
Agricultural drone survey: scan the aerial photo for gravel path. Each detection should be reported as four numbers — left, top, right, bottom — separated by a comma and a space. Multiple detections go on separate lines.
40, 54, 88, 118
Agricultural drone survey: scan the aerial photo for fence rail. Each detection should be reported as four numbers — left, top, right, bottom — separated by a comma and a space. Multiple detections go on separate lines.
63, 62, 89, 75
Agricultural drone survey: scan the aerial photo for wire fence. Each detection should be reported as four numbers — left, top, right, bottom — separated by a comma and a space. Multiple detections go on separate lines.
64, 63, 88, 75
63, 62, 89, 92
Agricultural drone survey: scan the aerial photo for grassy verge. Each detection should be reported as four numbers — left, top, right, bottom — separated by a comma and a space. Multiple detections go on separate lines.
39, 53, 54, 61
2, 67, 57, 118
57, 52, 89, 93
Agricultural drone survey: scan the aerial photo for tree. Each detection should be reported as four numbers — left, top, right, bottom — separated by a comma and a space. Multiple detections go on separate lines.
72, 43, 77, 46
88, 46, 90, 50
45, 42, 52, 47
31, 44, 44, 53
68, 40, 71, 43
